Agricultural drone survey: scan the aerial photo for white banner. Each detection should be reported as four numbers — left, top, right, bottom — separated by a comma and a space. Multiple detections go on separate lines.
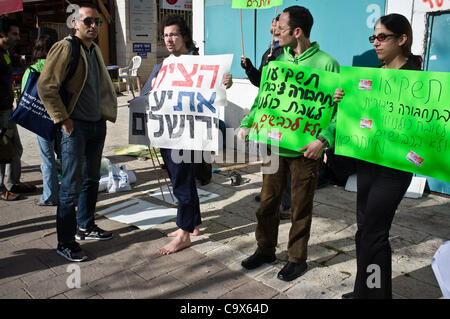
129, 95, 150, 146
147, 54, 233, 152
160, 0, 192, 11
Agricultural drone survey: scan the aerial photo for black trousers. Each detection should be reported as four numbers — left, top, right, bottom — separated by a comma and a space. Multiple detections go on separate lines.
354, 160, 412, 299
160, 148, 201, 233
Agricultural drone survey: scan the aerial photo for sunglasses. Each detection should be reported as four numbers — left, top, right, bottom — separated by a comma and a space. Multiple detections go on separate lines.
369, 33, 397, 43
79, 17, 103, 27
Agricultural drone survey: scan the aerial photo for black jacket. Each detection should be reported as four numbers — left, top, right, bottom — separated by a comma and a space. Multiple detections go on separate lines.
242, 45, 284, 87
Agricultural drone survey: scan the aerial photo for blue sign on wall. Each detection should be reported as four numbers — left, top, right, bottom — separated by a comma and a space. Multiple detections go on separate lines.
133, 43, 151, 53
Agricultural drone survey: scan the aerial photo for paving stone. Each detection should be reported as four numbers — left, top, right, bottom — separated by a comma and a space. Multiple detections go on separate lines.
63, 285, 98, 299
0, 255, 50, 285
254, 266, 297, 293
220, 279, 278, 299
227, 259, 278, 281
25, 273, 74, 298
392, 273, 443, 299
50, 293, 69, 299
90, 270, 156, 299
20, 268, 58, 287
204, 243, 247, 267
285, 280, 336, 299
168, 258, 226, 286
0, 279, 29, 298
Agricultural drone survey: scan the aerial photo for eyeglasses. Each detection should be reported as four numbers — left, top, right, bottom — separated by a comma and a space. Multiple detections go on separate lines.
79, 17, 103, 27
369, 33, 397, 43
276, 25, 291, 33
163, 32, 180, 39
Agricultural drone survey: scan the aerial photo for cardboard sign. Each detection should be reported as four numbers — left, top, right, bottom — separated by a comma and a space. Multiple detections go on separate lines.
335, 66, 450, 183
247, 61, 339, 151
232, 0, 283, 9
147, 54, 233, 152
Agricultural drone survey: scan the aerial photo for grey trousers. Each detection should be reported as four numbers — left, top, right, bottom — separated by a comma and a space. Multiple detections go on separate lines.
0, 109, 23, 191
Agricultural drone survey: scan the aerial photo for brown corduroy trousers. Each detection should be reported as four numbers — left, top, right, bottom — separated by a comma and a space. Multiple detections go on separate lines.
255, 155, 321, 263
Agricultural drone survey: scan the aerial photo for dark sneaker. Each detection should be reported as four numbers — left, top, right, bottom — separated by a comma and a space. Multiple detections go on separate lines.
277, 261, 308, 282
76, 225, 113, 241
34, 199, 57, 206
56, 242, 88, 262
241, 250, 276, 270
342, 292, 355, 299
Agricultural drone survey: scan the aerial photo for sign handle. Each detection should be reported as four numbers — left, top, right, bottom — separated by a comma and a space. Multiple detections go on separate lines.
240, 9, 245, 57
269, 6, 278, 57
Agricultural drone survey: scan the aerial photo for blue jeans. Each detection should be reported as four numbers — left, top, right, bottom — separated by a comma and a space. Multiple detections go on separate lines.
160, 148, 201, 233
57, 119, 106, 244
37, 136, 58, 205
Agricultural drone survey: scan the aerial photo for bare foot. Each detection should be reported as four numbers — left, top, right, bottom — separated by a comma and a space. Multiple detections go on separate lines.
167, 227, 200, 237
158, 231, 191, 255
167, 229, 180, 237
191, 227, 200, 236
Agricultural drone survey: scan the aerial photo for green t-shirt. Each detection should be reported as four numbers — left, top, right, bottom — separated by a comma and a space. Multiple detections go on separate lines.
21, 59, 46, 92
240, 42, 340, 157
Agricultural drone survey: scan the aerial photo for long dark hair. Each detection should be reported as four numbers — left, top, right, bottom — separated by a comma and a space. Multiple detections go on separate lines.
28, 34, 56, 67
161, 15, 199, 55
376, 14, 422, 68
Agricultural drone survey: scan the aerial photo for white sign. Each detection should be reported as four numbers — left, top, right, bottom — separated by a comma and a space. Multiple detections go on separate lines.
129, 95, 150, 146
414, 0, 450, 13
160, 0, 192, 11
130, 0, 153, 41
147, 54, 233, 152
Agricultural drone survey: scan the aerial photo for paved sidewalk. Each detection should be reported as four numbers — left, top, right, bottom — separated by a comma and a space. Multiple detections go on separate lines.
1, 92, 449, 300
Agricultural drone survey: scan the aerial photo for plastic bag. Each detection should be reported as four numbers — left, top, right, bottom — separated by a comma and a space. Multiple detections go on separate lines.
107, 163, 132, 193
99, 167, 136, 192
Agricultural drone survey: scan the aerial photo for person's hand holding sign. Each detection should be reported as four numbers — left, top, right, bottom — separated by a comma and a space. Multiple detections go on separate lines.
222, 73, 233, 89
299, 139, 325, 160
237, 127, 248, 142
300, 87, 344, 159
333, 88, 344, 103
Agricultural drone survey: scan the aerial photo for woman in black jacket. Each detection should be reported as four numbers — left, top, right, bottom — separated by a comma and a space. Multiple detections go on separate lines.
333, 13, 422, 299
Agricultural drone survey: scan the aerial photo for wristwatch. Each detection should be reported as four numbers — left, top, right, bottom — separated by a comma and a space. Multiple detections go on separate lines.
317, 136, 329, 148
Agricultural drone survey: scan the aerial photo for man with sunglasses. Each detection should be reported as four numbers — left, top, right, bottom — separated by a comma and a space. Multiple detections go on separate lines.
238, 6, 340, 282
38, 4, 117, 262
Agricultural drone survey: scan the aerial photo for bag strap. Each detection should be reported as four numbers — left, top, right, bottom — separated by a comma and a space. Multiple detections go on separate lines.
62, 36, 80, 86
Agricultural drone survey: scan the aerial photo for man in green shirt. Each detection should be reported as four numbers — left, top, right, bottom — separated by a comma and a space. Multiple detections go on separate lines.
237, 6, 339, 282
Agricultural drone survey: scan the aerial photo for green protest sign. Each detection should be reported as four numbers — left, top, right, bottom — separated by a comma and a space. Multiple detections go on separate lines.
248, 61, 339, 151
335, 66, 450, 183
232, 0, 283, 9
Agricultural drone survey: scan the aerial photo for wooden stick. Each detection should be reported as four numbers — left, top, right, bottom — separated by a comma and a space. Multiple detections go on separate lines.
147, 146, 166, 203
269, 6, 279, 57
42, 201, 139, 238
240, 9, 245, 57
152, 147, 175, 202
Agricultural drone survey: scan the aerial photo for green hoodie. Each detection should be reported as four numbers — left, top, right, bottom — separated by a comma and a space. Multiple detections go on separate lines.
21, 59, 46, 92
240, 42, 339, 157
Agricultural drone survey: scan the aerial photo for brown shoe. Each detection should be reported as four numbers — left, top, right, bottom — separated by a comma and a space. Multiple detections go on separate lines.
1, 190, 22, 201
